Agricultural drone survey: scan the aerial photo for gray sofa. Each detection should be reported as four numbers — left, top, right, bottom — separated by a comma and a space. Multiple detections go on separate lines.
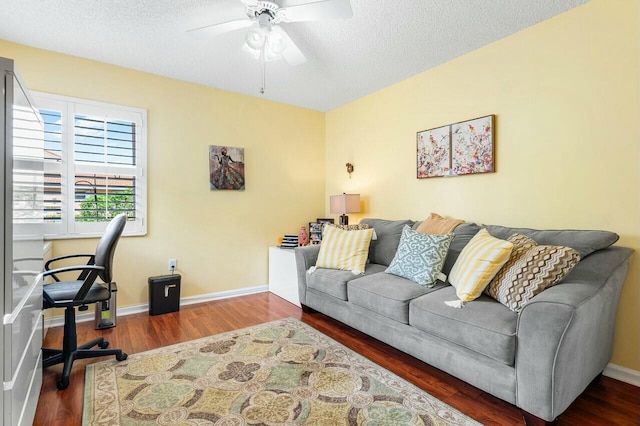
294, 218, 633, 425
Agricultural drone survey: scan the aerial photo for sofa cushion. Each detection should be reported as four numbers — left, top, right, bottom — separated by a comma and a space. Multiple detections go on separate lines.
485, 225, 618, 259
385, 225, 453, 286
308, 264, 387, 301
409, 286, 518, 365
348, 272, 445, 324
315, 225, 375, 274
448, 229, 514, 303
416, 212, 465, 235
442, 222, 482, 275
485, 233, 580, 312
360, 219, 415, 266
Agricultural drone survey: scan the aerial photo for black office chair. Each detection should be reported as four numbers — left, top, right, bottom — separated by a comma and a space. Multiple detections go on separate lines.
42, 213, 128, 390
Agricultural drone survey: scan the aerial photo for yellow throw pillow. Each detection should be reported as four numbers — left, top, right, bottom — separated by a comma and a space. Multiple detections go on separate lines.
448, 228, 514, 303
315, 225, 374, 274
416, 213, 465, 235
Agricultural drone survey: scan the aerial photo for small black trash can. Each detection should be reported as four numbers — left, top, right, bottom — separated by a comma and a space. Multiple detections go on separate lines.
95, 282, 117, 329
148, 274, 181, 316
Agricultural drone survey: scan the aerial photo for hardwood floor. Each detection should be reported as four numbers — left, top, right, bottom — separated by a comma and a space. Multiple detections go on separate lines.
35, 292, 639, 425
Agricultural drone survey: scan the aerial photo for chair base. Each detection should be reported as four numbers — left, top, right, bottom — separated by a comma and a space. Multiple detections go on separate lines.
43, 306, 127, 390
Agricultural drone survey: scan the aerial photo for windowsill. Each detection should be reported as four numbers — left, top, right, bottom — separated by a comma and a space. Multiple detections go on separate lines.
44, 231, 147, 241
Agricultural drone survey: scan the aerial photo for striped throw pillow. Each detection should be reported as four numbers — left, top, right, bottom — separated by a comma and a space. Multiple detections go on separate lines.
485, 233, 580, 312
448, 228, 514, 303
315, 225, 374, 274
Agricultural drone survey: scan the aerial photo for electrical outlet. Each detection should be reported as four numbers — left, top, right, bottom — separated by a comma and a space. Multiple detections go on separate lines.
168, 259, 177, 271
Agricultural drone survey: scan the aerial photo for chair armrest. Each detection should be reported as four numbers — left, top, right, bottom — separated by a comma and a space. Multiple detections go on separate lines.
515, 247, 632, 421
42, 265, 105, 277
294, 245, 321, 306
45, 253, 94, 268
45, 254, 95, 281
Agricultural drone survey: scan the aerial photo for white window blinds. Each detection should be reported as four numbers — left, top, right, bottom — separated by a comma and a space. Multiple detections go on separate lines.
34, 92, 147, 238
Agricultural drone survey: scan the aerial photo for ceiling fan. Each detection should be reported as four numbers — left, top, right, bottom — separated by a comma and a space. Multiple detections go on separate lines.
187, 0, 353, 67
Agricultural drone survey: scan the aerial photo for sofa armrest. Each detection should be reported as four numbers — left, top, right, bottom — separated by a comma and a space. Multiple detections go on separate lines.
515, 246, 632, 421
294, 245, 321, 306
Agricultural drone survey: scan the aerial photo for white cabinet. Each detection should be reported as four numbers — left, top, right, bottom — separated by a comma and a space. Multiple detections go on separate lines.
268, 247, 300, 307
1, 57, 44, 426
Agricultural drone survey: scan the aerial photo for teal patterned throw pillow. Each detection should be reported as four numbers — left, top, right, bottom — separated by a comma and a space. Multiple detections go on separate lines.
385, 225, 454, 287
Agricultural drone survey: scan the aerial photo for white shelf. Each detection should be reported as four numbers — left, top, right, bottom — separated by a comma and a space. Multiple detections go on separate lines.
268, 246, 300, 307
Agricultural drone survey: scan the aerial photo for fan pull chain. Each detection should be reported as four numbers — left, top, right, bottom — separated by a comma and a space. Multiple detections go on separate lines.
260, 43, 266, 94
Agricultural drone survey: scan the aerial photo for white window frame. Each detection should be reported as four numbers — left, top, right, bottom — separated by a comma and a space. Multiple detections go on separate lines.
33, 91, 147, 239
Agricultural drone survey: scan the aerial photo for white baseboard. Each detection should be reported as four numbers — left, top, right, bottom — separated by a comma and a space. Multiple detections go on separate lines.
603, 363, 640, 387
44, 285, 269, 329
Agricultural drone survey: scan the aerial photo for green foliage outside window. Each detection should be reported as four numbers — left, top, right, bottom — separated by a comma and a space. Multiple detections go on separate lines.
77, 189, 134, 222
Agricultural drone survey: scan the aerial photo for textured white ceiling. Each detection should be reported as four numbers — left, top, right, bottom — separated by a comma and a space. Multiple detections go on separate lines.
0, 0, 589, 111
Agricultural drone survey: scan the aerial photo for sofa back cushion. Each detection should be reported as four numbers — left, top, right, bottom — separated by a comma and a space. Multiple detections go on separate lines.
360, 219, 415, 266
485, 225, 618, 259
442, 223, 482, 275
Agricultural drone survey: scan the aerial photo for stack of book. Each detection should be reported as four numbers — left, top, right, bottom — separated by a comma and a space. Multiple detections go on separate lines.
280, 234, 299, 249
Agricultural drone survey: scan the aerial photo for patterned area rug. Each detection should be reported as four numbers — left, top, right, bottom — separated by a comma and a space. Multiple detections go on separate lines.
83, 318, 481, 425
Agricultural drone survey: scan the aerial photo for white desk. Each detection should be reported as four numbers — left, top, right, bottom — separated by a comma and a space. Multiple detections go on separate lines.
268, 246, 300, 307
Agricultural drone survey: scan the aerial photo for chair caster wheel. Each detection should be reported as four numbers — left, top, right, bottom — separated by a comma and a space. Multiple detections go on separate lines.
56, 379, 69, 390
116, 352, 128, 361
99, 341, 109, 349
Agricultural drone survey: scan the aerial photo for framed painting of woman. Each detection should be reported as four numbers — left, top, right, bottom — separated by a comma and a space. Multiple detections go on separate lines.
209, 145, 245, 190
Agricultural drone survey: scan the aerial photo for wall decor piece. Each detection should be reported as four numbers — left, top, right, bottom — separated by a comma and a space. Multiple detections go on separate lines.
417, 115, 494, 178
451, 115, 494, 176
346, 162, 354, 178
417, 124, 450, 178
209, 145, 245, 190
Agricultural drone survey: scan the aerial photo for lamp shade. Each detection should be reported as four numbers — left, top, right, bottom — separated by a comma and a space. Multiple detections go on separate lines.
330, 194, 361, 215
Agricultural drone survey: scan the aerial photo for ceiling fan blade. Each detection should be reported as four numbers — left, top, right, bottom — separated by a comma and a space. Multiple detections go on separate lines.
239, 0, 258, 5
279, 28, 307, 66
279, 0, 353, 22
187, 18, 253, 38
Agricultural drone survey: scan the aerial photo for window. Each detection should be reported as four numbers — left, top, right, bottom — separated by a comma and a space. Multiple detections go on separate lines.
33, 92, 147, 238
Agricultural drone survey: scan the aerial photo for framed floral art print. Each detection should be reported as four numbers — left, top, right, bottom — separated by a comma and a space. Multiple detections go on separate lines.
417, 124, 450, 178
417, 114, 494, 178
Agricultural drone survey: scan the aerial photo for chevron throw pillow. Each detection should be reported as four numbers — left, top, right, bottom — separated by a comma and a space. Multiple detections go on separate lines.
485, 233, 580, 312
385, 225, 454, 287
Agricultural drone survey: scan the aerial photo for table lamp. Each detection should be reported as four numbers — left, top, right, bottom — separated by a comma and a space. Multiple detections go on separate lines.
330, 193, 360, 225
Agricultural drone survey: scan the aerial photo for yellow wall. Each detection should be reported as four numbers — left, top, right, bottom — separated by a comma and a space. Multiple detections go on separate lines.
326, 0, 639, 370
0, 40, 326, 306
2, 0, 638, 372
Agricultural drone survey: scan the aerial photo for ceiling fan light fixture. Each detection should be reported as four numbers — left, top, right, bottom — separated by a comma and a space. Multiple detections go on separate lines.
246, 27, 266, 50
266, 27, 287, 54
191, 0, 352, 93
